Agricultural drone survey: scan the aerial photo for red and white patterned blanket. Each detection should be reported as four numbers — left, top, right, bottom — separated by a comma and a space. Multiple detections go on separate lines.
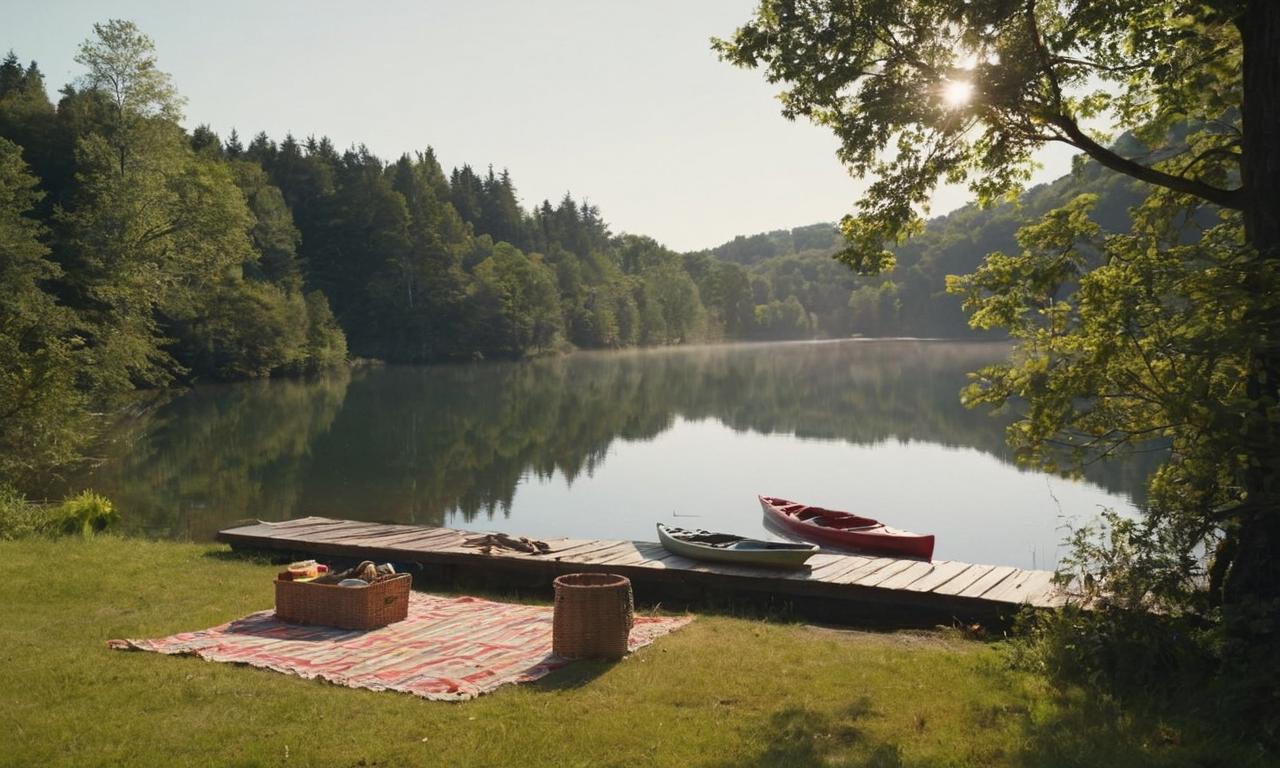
109, 592, 691, 701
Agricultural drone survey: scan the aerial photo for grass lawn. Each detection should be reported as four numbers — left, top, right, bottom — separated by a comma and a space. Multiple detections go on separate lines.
0, 536, 1268, 768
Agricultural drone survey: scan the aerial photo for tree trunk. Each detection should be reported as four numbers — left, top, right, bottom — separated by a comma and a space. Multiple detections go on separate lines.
1222, 0, 1280, 722
1229, 0, 1280, 601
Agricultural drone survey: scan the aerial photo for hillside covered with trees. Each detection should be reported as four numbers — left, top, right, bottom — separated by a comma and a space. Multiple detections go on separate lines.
689, 147, 1149, 339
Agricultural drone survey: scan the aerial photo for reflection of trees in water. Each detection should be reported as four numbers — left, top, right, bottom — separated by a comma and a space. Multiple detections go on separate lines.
74, 341, 1159, 538
65, 370, 352, 537
663, 341, 1161, 503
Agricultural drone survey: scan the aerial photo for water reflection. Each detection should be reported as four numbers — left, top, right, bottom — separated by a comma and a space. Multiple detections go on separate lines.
68, 340, 1157, 566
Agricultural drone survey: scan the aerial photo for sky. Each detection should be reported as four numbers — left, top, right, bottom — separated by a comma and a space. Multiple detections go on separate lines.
7, 0, 1078, 251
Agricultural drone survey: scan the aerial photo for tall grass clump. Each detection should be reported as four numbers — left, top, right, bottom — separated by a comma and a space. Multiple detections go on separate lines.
0, 485, 119, 540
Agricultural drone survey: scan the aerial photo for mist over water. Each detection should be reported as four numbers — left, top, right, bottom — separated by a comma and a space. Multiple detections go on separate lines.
69, 339, 1153, 568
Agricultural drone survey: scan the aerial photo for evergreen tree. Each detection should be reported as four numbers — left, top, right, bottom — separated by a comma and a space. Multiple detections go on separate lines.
244, 131, 275, 166
223, 128, 242, 158
0, 52, 23, 96
478, 166, 525, 248
448, 164, 484, 228
189, 124, 221, 157
0, 56, 62, 210
382, 153, 470, 360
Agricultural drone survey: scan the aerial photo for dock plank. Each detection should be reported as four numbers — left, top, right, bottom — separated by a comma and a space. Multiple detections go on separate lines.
829, 557, 897, 584
856, 559, 920, 588
260, 516, 336, 531
804, 555, 875, 584
931, 564, 996, 596
622, 543, 691, 569
544, 538, 598, 555
995, 570, 1059, 606
904, 561, 978, 593
956, 566, 1018, 599
1024, 576, 1068, 608
875, 560, 939, 591
981, 569, 1043, 603
287, 522, 411, 542
362, 529, 462, 550
594, 543, 666, 567
254, 519, 368, 539
562, 541, 635, 564
348, 528, 463, 549
547, 540, 626, 562
801, 554, 847, 574
395, 532, 471, 553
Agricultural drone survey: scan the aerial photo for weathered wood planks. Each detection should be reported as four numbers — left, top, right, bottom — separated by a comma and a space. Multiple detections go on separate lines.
217, 517, 1066, 626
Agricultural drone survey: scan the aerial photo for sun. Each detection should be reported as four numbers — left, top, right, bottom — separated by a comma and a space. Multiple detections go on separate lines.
941, 79, 974, 108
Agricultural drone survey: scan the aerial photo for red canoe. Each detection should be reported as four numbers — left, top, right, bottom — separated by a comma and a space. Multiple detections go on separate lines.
759, 495, 935, 560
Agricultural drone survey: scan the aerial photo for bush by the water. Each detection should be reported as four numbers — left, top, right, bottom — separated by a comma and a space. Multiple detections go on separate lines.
1008, 510, 1277, 745
0, 486, 119, 540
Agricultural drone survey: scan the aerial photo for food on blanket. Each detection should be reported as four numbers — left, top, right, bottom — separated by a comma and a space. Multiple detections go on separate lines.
338, 578, 368, 587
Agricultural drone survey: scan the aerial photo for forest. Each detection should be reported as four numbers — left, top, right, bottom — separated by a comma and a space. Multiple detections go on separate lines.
0, 23, 738, 485
1, 19, 1157, 487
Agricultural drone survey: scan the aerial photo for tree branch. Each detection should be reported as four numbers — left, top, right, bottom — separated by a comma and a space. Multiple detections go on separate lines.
1023, 0, 1244, 210
1049, 116, 1243, 209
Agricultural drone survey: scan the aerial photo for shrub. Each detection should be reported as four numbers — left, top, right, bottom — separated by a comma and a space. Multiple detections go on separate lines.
0, 485, 119, 540
1007, 603, 1211, 701
1007, 508, 1278, 742
0, 485, 46, 540
54, 490, 118, 536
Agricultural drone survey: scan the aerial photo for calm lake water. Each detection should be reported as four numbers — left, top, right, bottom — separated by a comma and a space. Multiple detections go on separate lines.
68, 340, 1153, 569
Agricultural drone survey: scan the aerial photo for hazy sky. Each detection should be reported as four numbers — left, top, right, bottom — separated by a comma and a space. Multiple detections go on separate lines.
9, 0, 1077, 251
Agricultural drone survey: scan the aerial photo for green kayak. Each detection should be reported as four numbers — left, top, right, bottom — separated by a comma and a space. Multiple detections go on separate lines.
657, 523, 819, 569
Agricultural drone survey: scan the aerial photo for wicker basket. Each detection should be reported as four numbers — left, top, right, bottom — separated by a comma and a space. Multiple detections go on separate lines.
552, 572, 634, 660
274, 574, 411, 630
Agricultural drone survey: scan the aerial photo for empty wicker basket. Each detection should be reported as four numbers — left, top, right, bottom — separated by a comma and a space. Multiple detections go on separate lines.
552, 572, 634, 660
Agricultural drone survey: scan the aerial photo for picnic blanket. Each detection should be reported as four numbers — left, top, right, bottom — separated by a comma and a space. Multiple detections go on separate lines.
109, 592, 691, 701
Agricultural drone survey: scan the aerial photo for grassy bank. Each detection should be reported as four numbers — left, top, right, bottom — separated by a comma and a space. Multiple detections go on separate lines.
0, 537, 1266, 767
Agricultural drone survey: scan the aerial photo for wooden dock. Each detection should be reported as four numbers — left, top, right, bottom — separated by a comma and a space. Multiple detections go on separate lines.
218, 517, 1067, 627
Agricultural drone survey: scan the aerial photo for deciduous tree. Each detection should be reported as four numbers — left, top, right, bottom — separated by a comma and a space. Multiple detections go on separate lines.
718, 0, 1278, 716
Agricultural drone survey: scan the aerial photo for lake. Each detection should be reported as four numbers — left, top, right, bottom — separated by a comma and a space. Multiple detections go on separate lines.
68, 339, 1153, 569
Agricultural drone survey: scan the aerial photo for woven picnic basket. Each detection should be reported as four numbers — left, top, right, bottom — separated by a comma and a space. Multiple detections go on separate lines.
551, 572, 634, 660
275, 574, 411, 630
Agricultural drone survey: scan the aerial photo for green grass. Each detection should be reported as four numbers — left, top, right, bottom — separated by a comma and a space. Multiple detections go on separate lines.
0, 537, 1268, 768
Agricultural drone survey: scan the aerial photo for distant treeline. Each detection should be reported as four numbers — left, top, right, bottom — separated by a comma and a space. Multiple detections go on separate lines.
691, 149, 1150, 339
